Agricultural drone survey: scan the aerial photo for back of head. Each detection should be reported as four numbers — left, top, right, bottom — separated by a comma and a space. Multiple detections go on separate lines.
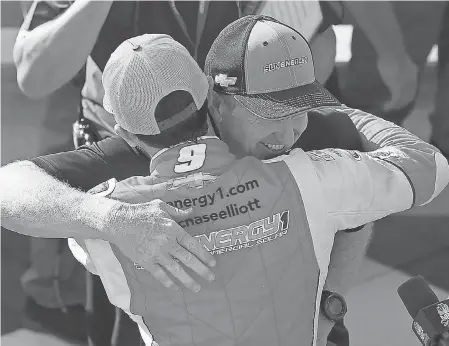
102, 34, 209, 148
138, 90, 209, 148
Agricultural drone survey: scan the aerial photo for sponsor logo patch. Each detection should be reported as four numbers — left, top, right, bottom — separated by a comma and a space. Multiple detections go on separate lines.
413, 321, 430, 345
215, 74, 237, 87
263, 56, 308, 73
328, 148, 343, 157
166, 173, 217, 190
308, 150, 335, 162
195, 210, 290, 255
367, 148, 408, 160
437, 302, 449, 327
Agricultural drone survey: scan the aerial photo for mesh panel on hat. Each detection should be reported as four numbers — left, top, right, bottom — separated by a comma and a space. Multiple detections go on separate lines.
103, 36, 208, 135
117, 54, 162, 135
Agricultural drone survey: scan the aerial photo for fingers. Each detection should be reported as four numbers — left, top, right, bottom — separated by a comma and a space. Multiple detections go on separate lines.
149, 248, 212, 293
158, 256, 201, 292
133, 253, 205, 293
172, 245, 215, 283
147, 199, 192, 221
153, 201, 215, 268
160, 202, 193, 220
177, 231, 216, 268
147, 263, 179, 291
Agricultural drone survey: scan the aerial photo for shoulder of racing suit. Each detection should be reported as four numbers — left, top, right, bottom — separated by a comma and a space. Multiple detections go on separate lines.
293, 107, 366, 233
265, 132, 448, 234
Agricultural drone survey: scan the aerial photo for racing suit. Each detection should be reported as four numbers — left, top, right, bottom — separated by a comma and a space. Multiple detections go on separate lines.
69, 108, 449, 346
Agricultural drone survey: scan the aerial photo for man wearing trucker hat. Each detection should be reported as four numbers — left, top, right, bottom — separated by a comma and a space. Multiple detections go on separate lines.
186, 14, 448, 345
69, 14, 448, 346
202, 17, 448, 344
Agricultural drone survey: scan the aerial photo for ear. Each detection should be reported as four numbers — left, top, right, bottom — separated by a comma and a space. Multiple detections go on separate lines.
113, 124, 121, 136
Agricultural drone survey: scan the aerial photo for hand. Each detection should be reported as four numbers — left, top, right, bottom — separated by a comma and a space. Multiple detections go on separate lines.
377, 53, 419, 111
107, 199, 216, 292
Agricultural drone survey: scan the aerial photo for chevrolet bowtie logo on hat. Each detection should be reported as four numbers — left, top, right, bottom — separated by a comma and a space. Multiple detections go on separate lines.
215, 74, 237, 87
204, 15, 341, 120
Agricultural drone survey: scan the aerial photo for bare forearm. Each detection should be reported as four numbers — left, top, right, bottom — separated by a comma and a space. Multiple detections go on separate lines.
14, 0, 112, 98
343, 1, 407, 57
317, 224, 373, 345
325, 224, 373, 293
0, 160, 116, 239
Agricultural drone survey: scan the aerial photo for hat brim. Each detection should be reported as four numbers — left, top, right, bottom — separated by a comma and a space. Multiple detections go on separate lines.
103, 93, 116, 116
234, 80, 341, 120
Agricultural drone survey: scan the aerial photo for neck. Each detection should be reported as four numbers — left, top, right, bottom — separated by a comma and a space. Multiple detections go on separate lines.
130, 111, 218, 159
206, 113, 218, 137
138, 142, 163, 159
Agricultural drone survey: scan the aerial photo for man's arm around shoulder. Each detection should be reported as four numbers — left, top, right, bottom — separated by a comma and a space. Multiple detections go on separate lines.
340, 105, 449, 207
1, 160, 117, 239
0, 159, 217, 292
1, 134, 150, 236
284, 121, 449, 230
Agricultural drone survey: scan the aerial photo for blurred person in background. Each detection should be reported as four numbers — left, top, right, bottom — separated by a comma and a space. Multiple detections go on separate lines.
11, 1, 89, 344
245, 1, 418, 111
328, 0, 419, 111
428, 3, 449, 159
340, 1, 449, 159
13, 1, 243, 345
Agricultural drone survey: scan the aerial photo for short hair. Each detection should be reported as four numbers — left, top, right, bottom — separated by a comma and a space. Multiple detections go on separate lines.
135, 90, 208, 148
